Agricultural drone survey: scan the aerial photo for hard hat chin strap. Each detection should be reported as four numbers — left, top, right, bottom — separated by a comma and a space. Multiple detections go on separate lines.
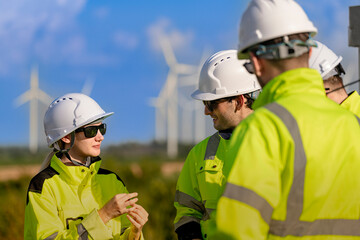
64, 152, 91, 167
55, 132, 92, 168
252, 36, 317, 60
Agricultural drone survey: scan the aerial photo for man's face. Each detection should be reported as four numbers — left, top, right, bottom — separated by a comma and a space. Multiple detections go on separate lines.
203, 97, 239, 131
323, 78, 347, 104
323, 81, 335, 101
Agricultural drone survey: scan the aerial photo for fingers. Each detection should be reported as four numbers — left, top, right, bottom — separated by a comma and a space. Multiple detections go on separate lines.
127, 214, 141, 230
113, 192, 138, 208
133, 204, 149, 220
126, 197, 138, 207
115, 192, 138, 202
127, 204, 149, 231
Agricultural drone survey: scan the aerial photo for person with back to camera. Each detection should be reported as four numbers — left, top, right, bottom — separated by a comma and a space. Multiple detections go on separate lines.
24, 93, 148, 240
212, 0, 360, 239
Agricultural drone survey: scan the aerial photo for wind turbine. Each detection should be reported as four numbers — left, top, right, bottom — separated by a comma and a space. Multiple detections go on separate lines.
15, 66, 52, 153
178, 48, 212, 143
81, 77, 95, 96
158, 35, 198, 157
149, 76, 168, 143
177, 90, 196, 143
149, 95, 167, 143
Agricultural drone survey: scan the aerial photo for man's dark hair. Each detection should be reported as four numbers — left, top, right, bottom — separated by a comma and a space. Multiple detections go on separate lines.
243, 94, 255, 109
225, 95, 255, 109
324, 75, 345, 89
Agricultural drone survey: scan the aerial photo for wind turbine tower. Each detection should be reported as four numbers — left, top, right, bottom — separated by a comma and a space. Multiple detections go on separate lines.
159, 35, 197, 157
149, 92, 167, 143
178, 49, 212, 143
15, 66, 52, 153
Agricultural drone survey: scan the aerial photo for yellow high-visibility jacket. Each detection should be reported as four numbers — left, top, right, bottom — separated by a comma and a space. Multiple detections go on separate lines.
341, 90, 360, 117
174, 131, 235, 240
214, 68, 360, 240
25, 156, 143, 240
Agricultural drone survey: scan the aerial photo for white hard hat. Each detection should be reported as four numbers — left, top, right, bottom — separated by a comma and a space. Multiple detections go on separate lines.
191, 50, 261, 101
309, 40, 343, 79
44, 93, 114, 147
238, 0, 317, 59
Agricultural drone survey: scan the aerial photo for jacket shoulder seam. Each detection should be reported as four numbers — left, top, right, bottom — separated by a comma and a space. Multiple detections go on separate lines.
98, 168, 125, 186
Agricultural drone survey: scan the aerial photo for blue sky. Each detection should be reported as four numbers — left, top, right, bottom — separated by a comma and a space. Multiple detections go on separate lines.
1, 0, 359, 148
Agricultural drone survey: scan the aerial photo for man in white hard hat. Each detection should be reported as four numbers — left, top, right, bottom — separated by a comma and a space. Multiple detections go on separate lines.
213, 0, 360, 239
309, 40, 360, 117
173, 50, 260, 240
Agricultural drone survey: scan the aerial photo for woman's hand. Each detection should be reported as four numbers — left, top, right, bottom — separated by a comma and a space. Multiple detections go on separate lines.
98, 192, 138, 224
128, 204, 149, 240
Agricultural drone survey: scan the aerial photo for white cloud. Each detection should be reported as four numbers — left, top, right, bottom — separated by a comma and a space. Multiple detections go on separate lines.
113, 31, 138, 50
147, 17, 194, 53
0, 0, 86, 76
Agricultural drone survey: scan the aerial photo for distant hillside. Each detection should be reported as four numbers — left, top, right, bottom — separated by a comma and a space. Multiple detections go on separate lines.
0, 141, 195, 165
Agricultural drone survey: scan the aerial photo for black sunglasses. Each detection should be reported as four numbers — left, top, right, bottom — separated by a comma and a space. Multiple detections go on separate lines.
75, 123, 107, 138
243, 61, 255, 74
203, 97, 234, 112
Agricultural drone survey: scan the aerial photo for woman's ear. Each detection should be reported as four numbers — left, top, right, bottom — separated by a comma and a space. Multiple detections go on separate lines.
61, 134, 72, 144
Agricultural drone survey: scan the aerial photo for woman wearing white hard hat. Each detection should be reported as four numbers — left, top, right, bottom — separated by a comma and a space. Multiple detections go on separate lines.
24, 93, 148, 240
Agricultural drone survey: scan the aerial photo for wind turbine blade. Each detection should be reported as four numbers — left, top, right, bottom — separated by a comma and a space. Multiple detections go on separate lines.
157, 74, 171, 100
148, 97, 160, 107
165, 71, 177, 98
14, 91, 31, 107
177, 91, 194, 111
82, 78, 95, 96
159, 36, 177, 67
178, 47, 212, 87
36, 89, 52, 105
200, 45, 213, 64
175, 64, 198, 74
179, 74, 198, 87
30, 66, 39, 89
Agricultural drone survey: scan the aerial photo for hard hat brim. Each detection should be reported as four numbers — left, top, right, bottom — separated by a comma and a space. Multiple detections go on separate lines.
47, 111, 114, 147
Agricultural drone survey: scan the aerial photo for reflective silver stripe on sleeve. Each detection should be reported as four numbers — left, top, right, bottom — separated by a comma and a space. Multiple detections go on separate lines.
356, 116, 360, 125
204, 132, 221, 160
175, 190, 206, 214
44, 232, 58, 240
222, 183, 273, 224
270, 218, 360, 237
77, 223, 89, 240
265, 102, 360, 237
174, 215, 201, 230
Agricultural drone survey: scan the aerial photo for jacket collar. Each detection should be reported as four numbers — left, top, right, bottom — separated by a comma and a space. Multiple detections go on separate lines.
253, 68, 324, 109
218, 129, 233, 140
50, 155, 102, 185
